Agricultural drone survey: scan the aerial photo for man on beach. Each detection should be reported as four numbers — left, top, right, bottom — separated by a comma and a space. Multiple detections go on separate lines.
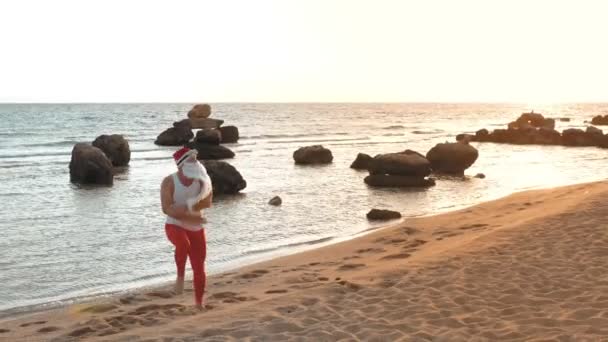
160, 147, 213, 309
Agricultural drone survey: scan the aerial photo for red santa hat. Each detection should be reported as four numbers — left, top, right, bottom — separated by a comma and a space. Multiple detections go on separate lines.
173, 147, 197, 167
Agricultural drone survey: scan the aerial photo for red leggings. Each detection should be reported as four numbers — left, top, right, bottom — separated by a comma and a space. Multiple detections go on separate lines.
165, 224, 207, 305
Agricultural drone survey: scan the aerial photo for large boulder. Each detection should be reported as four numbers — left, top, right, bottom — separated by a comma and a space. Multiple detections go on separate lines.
219, 126, 239, 143
186, 141, 235, 160
92, 134, 130, 167
202, 160, 246, 194
195, 129, 222, 145
190, 118, 224, 129
591, 115, 608, 126
350, 153, 373, 170
69, 143, 114, 186
368, 150, 431, 177
293, 145, 333, 164
155, 123, 194, 146
187, 104, 211, 119
366, 209, 401, 221
364, 175, 435, 187
426, 142, 478, 175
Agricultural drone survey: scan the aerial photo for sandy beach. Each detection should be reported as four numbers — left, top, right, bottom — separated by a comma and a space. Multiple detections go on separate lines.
2, 181, 608, 341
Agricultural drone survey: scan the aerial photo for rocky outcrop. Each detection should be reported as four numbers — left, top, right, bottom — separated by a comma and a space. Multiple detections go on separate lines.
293, 145, 333, 164
195, 129, 222, 145
190, 118, 224, 130
366, 209, 401, 221
458, 111, 608, 149
350, 153, 373, 170
368, 150, 431, 177
219, 126, 239, 143
426, 142, 478, 175
186, 141, 235, 160
202, 160, 247, 194
92, 134, 130, 167
187, 104, 211, 119
364, 175, 436, 187
69, 143, 114, 186
591, 115, 608, 126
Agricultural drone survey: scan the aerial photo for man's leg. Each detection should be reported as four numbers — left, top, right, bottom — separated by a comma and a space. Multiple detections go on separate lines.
165, 224, 190, 294
186, 229, 207, 308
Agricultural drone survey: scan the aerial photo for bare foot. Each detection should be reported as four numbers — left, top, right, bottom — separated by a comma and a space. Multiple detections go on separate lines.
175, 277, 185, 295
195, 303, 206, 311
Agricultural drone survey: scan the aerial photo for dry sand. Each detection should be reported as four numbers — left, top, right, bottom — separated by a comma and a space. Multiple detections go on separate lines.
2, 181, 608, 341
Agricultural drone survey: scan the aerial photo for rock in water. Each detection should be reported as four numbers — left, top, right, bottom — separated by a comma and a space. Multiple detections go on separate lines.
155, 124, 194, 146
366, 209, 402, 221
367, 150, 431, 177
92, 134, 131, 166
219, 126, 239, 143
474, 173, 486, 179
190, 118, 224, 129
186, 141, 235, 160
202, 160, 247, 194
69, 143, 114, 185
426, 142, 478, 175
350, 153, 372, 170
187, 104, 212, 119
293, 145, 333, 164
195, 129, 222, 145
268, 196, 282, 206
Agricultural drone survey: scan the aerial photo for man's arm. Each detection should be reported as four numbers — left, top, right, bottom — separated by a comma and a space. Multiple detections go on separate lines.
161, 176, 200, 220
192, 191, 213, 212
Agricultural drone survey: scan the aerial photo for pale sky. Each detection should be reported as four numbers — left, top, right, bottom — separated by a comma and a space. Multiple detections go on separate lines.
0, 0, 607, 103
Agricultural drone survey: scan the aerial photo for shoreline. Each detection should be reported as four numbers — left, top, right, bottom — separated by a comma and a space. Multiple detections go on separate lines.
2, 180, 608, 340
0, 176, 600, 321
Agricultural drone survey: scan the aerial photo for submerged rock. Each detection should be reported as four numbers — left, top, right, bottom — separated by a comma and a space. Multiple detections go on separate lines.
366, 209, 402, 221
367, 150, 431, 177
364, 175, 435, 188
293, 145, 333, 164
202, 160, 247, 194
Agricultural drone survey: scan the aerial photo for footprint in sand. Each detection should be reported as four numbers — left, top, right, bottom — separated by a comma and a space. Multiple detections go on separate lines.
265, 289, 288, 294
381, 252, 411, 260
145, 290, 174, 299
68, 326, 96, 338
343, 255, 361, 260
337, 280, 362, 291
238, 269, 270, 279
37, 326, 60, 334
337, 263, 366, 271
399, 227, 420, 235
19, 321, 46, 327
356, 247, 386, 254
80, 303, 118, 314
0, 329, 10, 333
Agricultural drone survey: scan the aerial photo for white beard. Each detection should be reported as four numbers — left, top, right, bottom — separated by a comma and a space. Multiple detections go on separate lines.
181, 161, 213, 212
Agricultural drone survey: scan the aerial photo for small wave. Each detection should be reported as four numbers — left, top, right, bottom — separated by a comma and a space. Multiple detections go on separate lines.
130, 148, 161, 153
382, 133, 404, 137
20, 140, 82, 148
241, 132, 349, 140
0, 151, 69, 159
412, 129, 445, 135
241, 236, 334, 256
382, 125, 405, 130
132, 156, 169, 162
268, 137, 370, 144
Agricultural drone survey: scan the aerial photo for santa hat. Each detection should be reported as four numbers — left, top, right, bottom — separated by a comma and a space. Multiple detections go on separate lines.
173, 147, 197, 167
